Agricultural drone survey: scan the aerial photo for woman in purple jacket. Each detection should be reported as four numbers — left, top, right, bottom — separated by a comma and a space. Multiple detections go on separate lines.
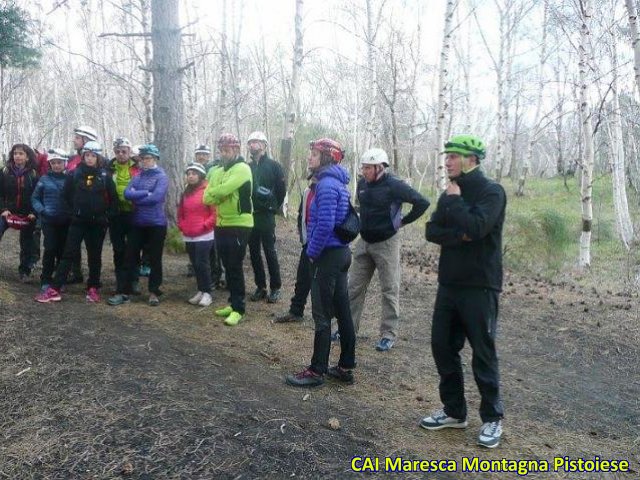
286, 138, 356, 387
122, 144, 168, 306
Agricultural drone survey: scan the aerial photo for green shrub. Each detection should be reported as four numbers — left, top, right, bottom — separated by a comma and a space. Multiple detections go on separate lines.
165, 226, 186, 254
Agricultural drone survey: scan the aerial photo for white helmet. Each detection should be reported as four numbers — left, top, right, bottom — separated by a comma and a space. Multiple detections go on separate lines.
194, 144, 211, 154
247, 131, 269, 145
74, 125, 98, 142
113, 137, 132, 149
82, 141, 103, 155
360, 148, 389, 167
185, 163, 207, 176
47, 148, 68, 163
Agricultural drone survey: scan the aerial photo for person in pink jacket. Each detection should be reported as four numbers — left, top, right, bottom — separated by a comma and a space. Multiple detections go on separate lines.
177, 163, 216, 307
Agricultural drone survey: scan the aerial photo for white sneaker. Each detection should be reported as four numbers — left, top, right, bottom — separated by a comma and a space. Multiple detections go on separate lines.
420, 408, 468, 430
478, 420, 502, 448
198, 292, 213, 307
189, 291, 203, 305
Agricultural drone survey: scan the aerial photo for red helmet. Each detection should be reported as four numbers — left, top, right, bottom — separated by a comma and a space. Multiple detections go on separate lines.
217, 133, 241, 149
309, 138, 345, 163
6, 214, 32, 230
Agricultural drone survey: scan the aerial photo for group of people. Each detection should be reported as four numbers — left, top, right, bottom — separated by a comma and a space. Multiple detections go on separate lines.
0, 129, 506, 449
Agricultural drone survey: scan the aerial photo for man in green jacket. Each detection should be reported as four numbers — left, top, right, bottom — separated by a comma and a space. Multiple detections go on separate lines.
204, 133, 254, 326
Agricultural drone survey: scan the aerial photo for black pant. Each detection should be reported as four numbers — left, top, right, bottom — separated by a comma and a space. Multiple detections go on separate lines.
309, 247, 355, 374
41, 222, 69, 285
31, 219, 41, 266
109, 213, 139, 293
124, 225, 167, 295
53, 221, 107, 289
431, 285, 504, 422
216, 227, 250, 314
289, 246, 311, 317
209, 238, 224, 285
0, 217, 36, 275
186, 240, 213, 293
249, 219, 281, 291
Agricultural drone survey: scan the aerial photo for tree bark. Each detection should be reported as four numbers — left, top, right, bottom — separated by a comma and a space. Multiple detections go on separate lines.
151, 0, 184, 226
434, 0, 455, 194
280, 0, 304, 188
578, 0, 594, 269
609, 33, 634, 248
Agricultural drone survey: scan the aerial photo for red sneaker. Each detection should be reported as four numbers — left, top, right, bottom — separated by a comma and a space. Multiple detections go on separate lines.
35, 287, 62, 303
86, 287, 101, 303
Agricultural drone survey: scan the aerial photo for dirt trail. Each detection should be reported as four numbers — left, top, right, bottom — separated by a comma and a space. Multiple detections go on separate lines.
0, 221, 638, 479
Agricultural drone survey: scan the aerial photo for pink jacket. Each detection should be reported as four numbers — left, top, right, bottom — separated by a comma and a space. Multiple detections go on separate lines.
177, 181, 216, 237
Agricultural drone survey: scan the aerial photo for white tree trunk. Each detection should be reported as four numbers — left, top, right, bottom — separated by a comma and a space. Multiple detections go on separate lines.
280, 0, 304, 186
609, 35, 634, 249
625, 0, 640, 97
578, 0, 594, 269
435, 0, 455, 194
362, 0, 378, 151
517, 1, 547, 196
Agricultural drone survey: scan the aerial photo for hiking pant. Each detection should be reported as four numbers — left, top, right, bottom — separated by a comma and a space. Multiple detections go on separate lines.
217, 227, 251, 314
124, 225, 166, 295
289, 245, 311, 317
53, 221, 107, 289
186, 240, 214, 294
309, 247, 355, 375
31, 219, 41, 266
210, 238, 224, 286
249, 217, 281, 291
0, 217, 36, 275
431, 284, 504, 423
348, 234, 401, 340
40, 221, 69, 286
109, 213, 138, 293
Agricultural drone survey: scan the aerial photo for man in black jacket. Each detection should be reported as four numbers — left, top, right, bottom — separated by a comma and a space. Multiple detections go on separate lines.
421, 134, 506, 449
347, 148, 430, 351
247, 131, 286, 303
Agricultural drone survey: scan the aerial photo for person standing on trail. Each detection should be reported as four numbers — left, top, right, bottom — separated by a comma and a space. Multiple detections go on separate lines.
203, 133, 254, 326
30, 149, 71, 293
285, 138, 356, 388
246, 131, 286, 304
345, 147, 430, 352
421, 135, 506, 449
193, 144, 225, 290
106, 137, 142, 306
274, 174, 316, 324
36, 141, 117, 304
122, 144, 169, 307
66, 125, 100, 285
178, 163, 216, 308
0, 143, 40, 283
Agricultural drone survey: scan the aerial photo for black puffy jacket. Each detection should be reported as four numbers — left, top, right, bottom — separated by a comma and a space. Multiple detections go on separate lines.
64, 162, 117, 224
357, 173, 430, 243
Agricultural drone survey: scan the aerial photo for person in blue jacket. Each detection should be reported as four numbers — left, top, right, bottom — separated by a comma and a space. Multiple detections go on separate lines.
31, 149, 71, 292
122, 144, 168, 306
285, 138, 356, 387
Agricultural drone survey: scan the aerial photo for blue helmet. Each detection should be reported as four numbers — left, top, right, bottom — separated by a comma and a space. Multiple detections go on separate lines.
139, 143, 160, 159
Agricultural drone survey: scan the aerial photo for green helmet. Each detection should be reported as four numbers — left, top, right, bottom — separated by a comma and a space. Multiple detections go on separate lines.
443, 135, 486, 160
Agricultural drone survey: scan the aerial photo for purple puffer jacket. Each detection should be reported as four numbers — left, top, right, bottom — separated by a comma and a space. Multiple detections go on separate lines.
124, 166, 168, 226
306, 164, 351, 260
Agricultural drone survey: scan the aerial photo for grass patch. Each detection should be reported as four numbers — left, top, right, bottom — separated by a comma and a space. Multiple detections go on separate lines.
165, 226, 186, 254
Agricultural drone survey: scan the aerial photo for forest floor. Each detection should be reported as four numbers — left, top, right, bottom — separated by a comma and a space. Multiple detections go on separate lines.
0, 220, 638, 479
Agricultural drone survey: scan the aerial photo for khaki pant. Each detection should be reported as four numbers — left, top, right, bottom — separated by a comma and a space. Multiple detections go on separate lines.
348, 234, 401, 340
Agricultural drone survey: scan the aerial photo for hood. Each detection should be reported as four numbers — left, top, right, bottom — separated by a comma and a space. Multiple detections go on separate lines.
316, 164, 350, 186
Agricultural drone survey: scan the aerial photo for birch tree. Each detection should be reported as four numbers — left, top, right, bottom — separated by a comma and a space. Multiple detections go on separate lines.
607, 30, 634, 248
280, 0, 304, 188
434, 0, 456, 194
516, 1, 548, 196
577, 0, 594, 269
625, 0, 640, 97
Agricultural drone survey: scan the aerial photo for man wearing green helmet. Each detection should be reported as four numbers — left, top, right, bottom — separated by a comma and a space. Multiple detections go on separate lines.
421, 134, 507, 449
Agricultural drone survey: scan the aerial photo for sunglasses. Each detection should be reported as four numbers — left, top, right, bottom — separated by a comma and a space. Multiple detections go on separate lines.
115, 149, 129, 154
